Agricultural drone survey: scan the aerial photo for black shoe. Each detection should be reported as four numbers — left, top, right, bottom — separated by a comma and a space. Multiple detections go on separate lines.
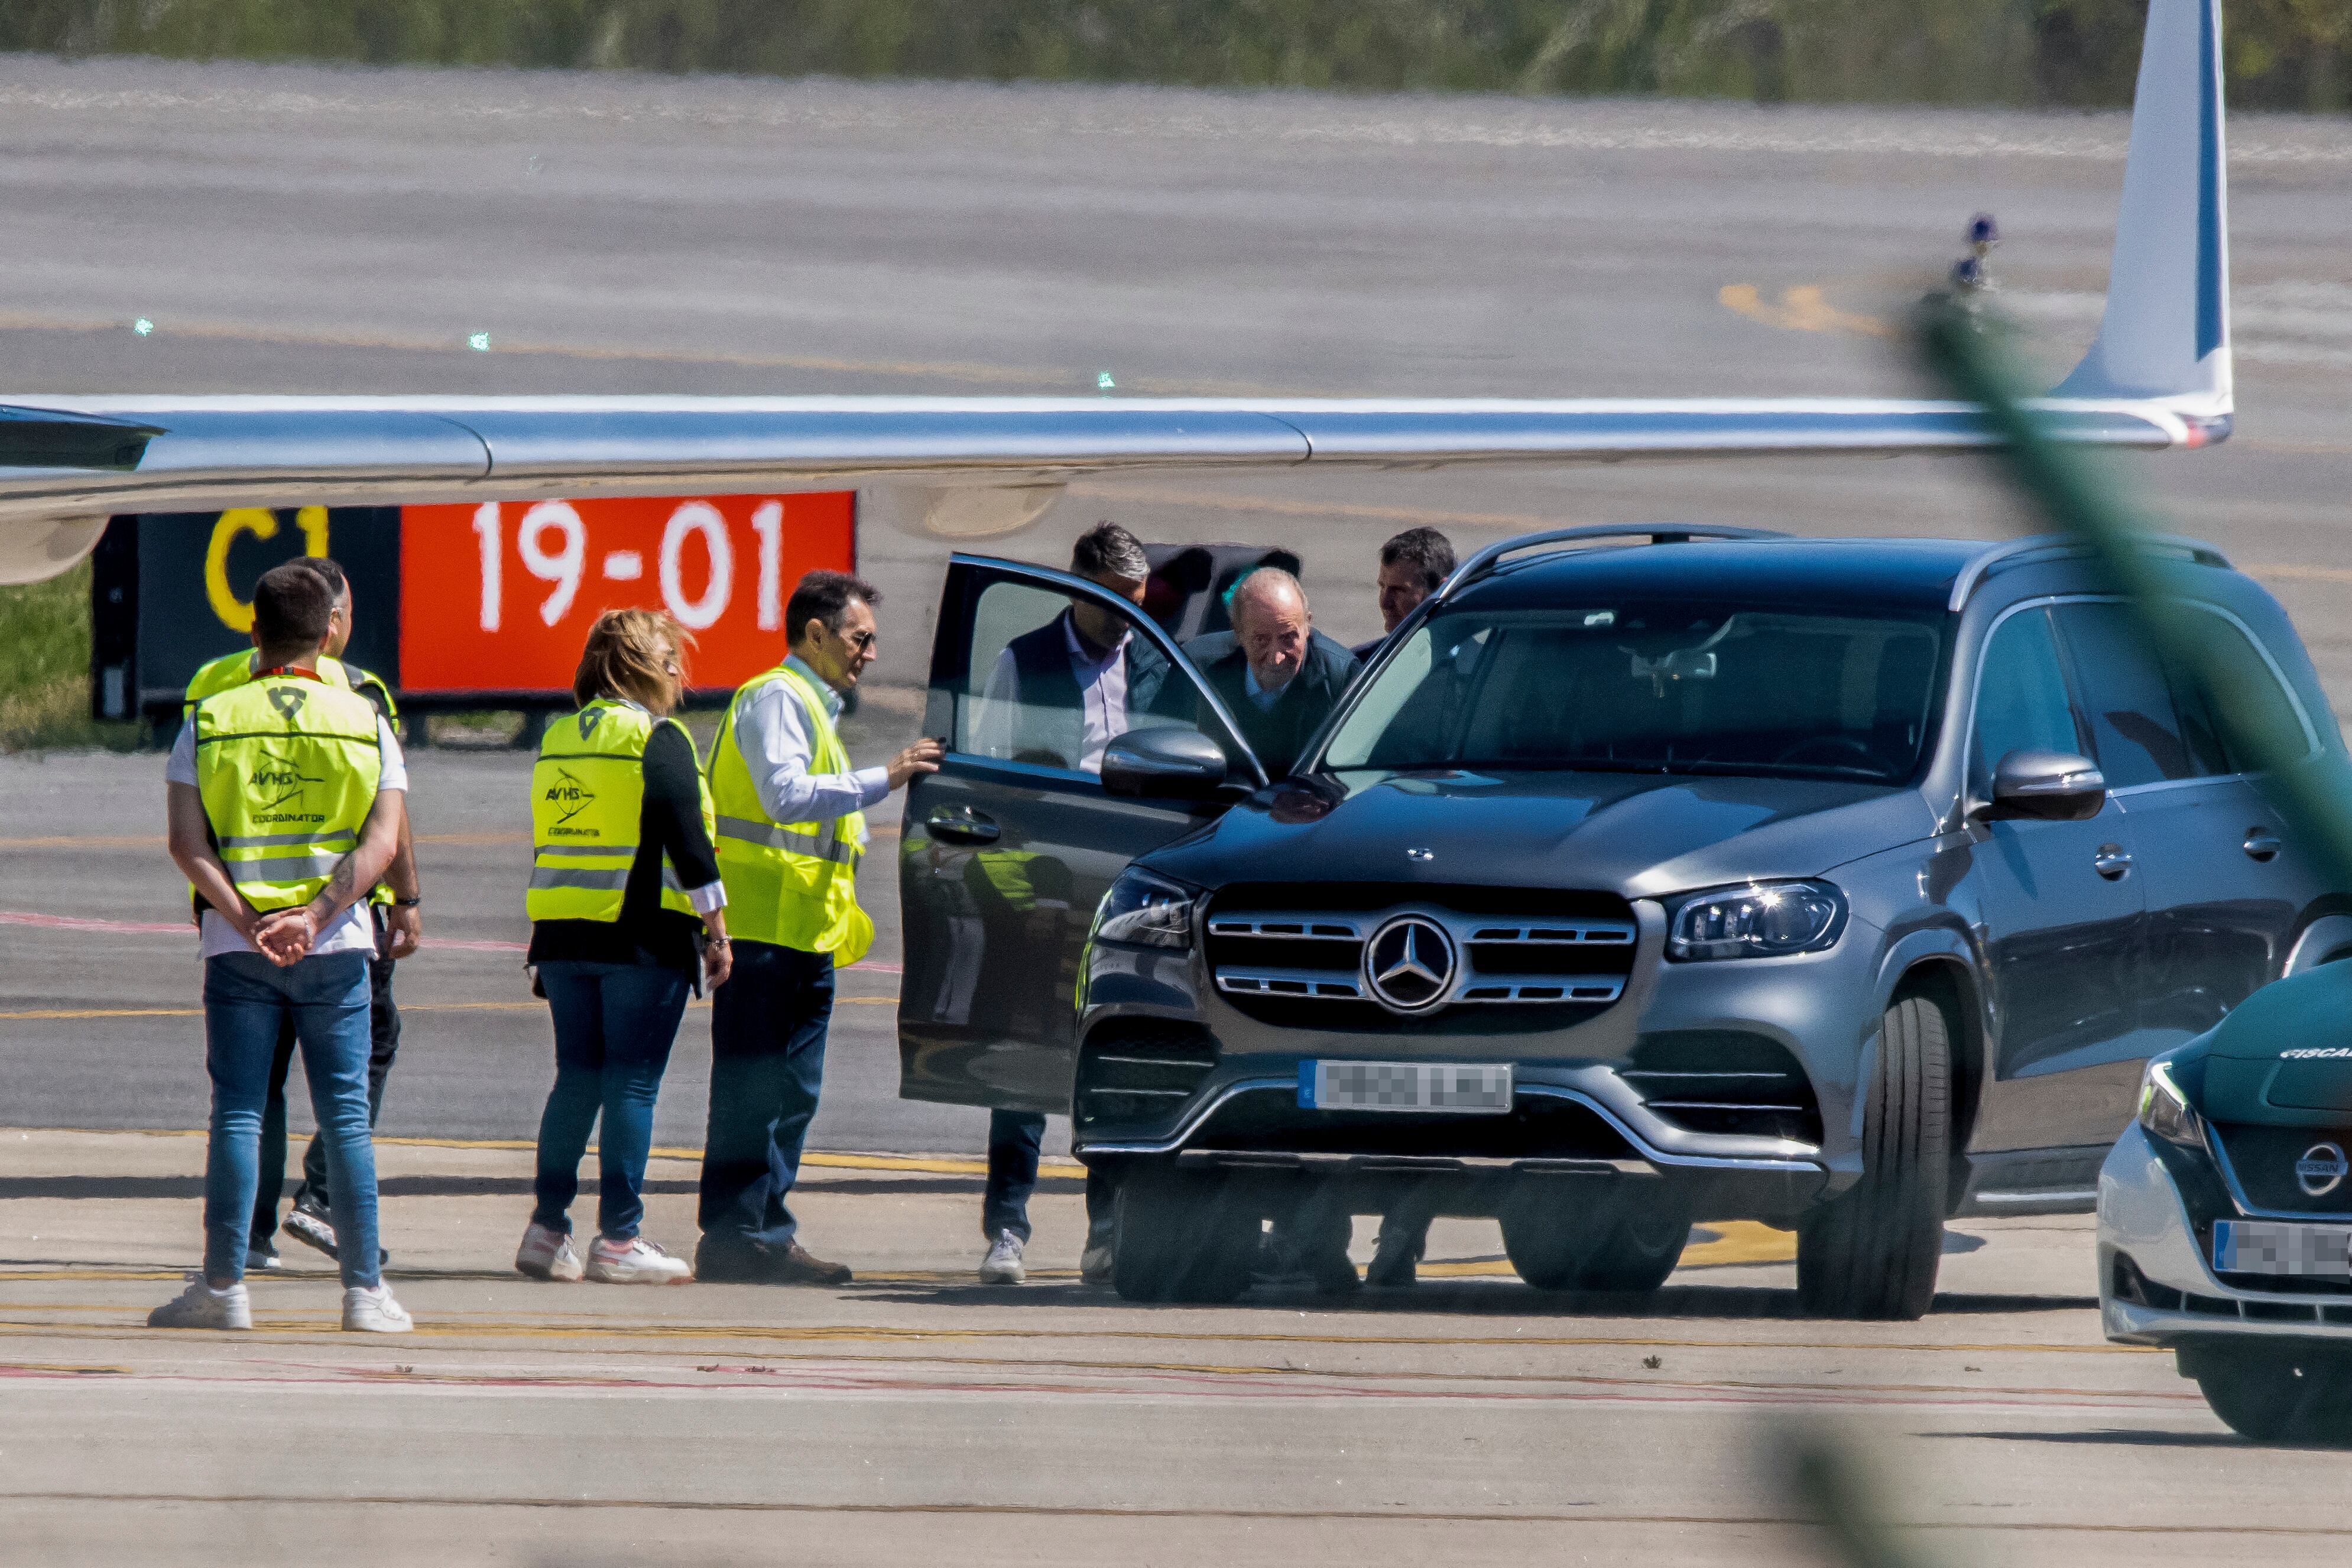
1366, 1222, 1424, 1288
283, 1200, 390, 1268
695, 1239, 854, 1286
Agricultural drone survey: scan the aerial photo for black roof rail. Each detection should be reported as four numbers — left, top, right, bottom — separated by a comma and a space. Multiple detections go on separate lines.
1439, 524, 1790, 599
1946, 532, 2232, 613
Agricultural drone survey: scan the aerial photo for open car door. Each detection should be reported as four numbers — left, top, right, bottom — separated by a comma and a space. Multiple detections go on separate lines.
897, 554, 1266, 1112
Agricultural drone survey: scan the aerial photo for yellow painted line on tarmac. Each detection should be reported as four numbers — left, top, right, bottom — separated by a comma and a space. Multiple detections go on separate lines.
2244, 561, 2352, 586
1420, 1221, 1796, 1278
1718, 283, 1896, 339
0, 1127, 1072, 1178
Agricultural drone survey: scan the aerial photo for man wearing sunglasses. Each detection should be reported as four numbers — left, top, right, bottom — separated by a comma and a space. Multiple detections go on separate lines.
696, 570, 942, 1285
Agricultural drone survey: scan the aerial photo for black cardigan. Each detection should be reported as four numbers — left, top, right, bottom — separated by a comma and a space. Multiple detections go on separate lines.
525, 720, 721, 978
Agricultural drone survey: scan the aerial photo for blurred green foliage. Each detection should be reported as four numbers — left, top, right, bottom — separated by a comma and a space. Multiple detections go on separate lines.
0, 561, 141, 752
3, 0, 2344, 111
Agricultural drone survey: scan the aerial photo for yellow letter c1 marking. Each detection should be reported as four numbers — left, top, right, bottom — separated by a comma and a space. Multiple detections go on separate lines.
203, 506, 333, 633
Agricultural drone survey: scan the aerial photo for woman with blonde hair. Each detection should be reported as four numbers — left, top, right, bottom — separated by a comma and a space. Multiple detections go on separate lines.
518, 608, 731, 1284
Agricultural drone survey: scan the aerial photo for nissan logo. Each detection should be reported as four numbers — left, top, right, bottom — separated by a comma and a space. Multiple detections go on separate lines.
2296, 1141, 2348, 1199
1363, 914, 1456, 1015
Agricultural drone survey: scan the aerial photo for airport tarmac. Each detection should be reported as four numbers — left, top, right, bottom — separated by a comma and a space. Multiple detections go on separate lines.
6, 51, 2352, 1564
1, 1125, 2334, 1568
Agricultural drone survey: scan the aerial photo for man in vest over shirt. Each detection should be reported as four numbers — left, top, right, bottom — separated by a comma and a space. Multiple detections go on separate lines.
151, 561, 412, 1332
696, 570, 943, 1284
187, 556, 423, 1272
968, 521, 1162, 1284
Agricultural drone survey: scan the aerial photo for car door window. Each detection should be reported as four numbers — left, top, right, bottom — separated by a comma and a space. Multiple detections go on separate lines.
1969, 606, 2085, 797
2053, 602, 2195, 789
2158, 605, 2314, 775
948, 578, 1214, 776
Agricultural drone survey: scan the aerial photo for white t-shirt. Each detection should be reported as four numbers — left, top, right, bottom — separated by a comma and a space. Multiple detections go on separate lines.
166, 712, 408, 960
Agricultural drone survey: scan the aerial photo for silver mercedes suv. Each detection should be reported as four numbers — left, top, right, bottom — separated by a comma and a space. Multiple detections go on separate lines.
896, 526, 2347, 1317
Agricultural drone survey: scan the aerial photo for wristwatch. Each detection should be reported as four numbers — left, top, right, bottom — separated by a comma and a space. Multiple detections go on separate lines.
391, 895, 422, 908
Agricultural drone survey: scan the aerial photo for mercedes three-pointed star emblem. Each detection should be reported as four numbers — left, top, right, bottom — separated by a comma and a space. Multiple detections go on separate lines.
1362, 914, 1456, 1015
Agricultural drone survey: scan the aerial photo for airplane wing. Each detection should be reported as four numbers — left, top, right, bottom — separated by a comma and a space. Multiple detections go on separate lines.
0, 0, 2229, 584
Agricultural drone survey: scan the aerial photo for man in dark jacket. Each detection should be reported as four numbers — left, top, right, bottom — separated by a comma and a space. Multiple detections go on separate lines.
969, 521, 1159, 1288
1182, 568, 1359, 779
974, 522, 1167, 772
1351, 527, 1456, 662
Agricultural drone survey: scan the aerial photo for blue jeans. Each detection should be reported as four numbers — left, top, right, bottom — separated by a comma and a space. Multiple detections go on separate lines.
202, 952, 380, 1288
698, 940, 832, 1253
533, 960, 692, 1241
985, 1109, 1117, 1245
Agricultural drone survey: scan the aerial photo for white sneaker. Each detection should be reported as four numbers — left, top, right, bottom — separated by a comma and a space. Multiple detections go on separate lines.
585, 1236, 692, 1285
342, 1284, 413, 1333
148, 1274, 251, 1330
245, 1249, 284, 1274
515, 1222, 585, 1282
979, 1230, 1027, 1285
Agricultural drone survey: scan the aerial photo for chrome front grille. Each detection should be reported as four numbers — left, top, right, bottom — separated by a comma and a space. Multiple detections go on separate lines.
1206, 901, 1637, 1018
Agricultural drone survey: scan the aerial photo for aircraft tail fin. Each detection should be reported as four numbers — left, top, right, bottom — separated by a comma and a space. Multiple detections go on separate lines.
2052, 0, 2231, 430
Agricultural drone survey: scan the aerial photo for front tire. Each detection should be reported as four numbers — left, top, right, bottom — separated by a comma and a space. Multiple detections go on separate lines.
1500, 1180, 1689, 1292
1796, 991, 1951, 1320
1111, 1167, 1258, 1304
2183, 1345, 2352, 1446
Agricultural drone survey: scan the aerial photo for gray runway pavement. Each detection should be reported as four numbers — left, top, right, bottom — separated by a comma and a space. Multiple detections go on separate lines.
0, 1127, 2333, 1568
5, 53, 2352, 1561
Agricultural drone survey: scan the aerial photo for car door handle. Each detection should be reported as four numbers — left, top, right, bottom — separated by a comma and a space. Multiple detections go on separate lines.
2093, 844, 2134, 881
2243, 828, 2282, 863
925, 806, 1000, 845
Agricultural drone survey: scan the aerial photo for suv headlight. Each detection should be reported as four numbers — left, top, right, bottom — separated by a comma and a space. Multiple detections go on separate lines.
1092, 867, 1199, 950
2137, 1058, 2205, 1151
1667, 881, 1847, 961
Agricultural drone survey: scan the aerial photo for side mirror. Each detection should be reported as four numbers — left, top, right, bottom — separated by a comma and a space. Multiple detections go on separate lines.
1987, 749, 2107, 822
1102, 726, 1230, 800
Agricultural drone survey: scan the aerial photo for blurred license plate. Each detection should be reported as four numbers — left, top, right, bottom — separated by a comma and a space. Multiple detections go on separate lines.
2213, 1219, 2352, 1278
1299, 1060, 1512, 1114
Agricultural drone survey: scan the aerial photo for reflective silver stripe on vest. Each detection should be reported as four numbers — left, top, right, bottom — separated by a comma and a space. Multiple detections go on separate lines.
216, 829, 357, 850
534, 843, 638, 859
528, 866, 632, 892
713, 814, 860, 867
224, 851, 345, 881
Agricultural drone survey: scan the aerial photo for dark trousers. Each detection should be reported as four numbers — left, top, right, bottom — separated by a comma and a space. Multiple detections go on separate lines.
698, 939, 832, 1253
531, 960, 691, 1242
984, 1109, 1116, 1244
249, 915, 397, 1252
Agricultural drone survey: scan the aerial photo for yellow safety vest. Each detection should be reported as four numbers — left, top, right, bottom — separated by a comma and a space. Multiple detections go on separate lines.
526, 699, 715, 924
706, 662, 872, 962
192, 676, 382, 914
184, 651, 398, 905
184, 651, 374, 718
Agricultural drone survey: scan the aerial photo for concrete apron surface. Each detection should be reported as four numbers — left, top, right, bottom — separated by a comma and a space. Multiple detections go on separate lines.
0, 1128, 2334, 1567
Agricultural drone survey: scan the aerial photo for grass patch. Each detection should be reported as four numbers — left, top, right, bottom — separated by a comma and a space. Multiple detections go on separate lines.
0, 563, 143, 753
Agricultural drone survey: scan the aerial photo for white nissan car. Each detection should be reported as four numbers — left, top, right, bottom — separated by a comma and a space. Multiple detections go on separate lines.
2100, 959, 2352, 1443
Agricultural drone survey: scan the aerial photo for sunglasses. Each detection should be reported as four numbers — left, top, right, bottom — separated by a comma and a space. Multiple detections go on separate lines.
835, 628, 878, 654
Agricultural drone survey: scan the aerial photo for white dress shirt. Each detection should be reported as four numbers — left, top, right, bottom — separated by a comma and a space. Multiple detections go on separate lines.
729, 654, 891, 836
977, 615, 1131, 774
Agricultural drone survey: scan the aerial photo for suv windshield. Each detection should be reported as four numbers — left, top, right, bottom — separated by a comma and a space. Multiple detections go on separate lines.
1322, 600, 1945, 783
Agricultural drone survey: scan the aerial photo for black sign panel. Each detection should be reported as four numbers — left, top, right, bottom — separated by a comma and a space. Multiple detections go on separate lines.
124, 508, 401, 713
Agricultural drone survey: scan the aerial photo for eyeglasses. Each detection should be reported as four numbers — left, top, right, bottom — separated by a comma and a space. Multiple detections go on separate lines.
836, 628, 878, 654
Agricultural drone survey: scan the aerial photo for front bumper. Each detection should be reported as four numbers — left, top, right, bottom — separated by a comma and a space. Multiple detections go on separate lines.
2098, 1124, 2352, 1346
1075, 892, 1866, 1219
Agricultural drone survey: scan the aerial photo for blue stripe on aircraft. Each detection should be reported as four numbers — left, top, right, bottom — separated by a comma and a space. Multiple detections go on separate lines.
2196, 0, 2224, 361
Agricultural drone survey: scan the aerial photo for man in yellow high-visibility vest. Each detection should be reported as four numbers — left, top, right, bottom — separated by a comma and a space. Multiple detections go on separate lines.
151, 561, 413, 1333
695, 570, 941, 1285
184, 557, 423, 1274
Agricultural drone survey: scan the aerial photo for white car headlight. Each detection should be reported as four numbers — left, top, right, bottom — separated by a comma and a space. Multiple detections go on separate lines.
1092, 867, 1199, 950
1667, 881, 1847, 962
2136, 1058, 2204, 1151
